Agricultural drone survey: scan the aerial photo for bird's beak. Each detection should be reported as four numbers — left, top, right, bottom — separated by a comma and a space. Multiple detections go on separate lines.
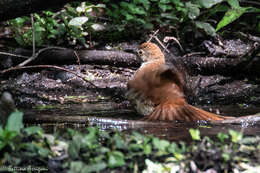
124, 48, 138, 55
124, 48, 142, 64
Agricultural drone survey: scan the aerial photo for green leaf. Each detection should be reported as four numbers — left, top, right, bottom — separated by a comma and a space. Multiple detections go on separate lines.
195, 21, 216, 36
38, 147, 50, 158
217, 132, 229, 142
82, 162, 107, 173
120, 2, 129, 8
189, 128, 201, 141
68, 135, 82, 159
229, 130, 243, 143
141, 0, 150, 10
258, 21, 260, 33
96, 4, 106, 8
198, 0, 224, 9
143, 144, 152, 155
152, 138, 170, 151
167, 142, 178, 153
227, 0, 240, 8
161, 13, 178, 20
126, 14, 135, 20
186, 2, 200, 20
144, 22, 154, 29
108, 151, 125, 168
209, 4, 229, 16
159, 4, 168, 12
68, 17, 89, 27
160, 0, 171, 3
24, 126, 43, 136
132, 6, 146, 15
12, 17, 26, 27
216, 7, 247, 31
222, 153, 230, 162
0, 126, 3, 136
245, 7, 260, 13
69, 161, 84, 173
5, 111, 23, 133
15, 35, 25, 46
34, 23, 46, 32
129, 143, 142, 151
113, 134, 125, 149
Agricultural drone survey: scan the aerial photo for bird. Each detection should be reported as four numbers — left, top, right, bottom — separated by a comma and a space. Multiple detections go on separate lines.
126, 42, 232, 122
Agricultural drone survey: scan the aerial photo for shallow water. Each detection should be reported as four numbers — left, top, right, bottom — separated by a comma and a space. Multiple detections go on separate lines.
23, 104, 260, 142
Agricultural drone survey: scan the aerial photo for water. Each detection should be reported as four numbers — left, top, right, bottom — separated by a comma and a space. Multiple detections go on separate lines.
23, 104, 260, 142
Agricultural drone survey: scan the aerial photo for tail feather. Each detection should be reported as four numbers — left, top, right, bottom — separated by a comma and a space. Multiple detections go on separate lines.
145, 101, 232, 122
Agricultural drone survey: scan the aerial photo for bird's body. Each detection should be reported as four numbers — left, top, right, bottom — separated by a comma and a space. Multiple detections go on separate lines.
127, 42, 231, 122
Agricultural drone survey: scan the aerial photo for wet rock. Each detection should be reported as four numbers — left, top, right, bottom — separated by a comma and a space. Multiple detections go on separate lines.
0, 91, 15, 125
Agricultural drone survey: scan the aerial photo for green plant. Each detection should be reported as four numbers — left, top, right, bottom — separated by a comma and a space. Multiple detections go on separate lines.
104, 0, 260, 37
189, 128, 201, 141
1, 110, 260, 172
0, 111, 23, 151
8, 1, 260, 47
216, 0, 260, 31
0, 111, 50, 168
105, 0, 187, 32
8, 3, 106, 47
8, 11, 66, 46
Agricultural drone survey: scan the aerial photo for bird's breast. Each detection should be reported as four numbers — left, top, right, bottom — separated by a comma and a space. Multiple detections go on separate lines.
125, 89, 155, 116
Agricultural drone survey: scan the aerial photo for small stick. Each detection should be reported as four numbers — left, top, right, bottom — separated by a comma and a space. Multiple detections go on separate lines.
74, 51, 81, 65
183, 52, 205, 57
163, 36, 184, 52
147, 30, 170, 53
0, 52, 29, 59
147, 29, 159, 42
238, 32, 260, 43
153, 35, 170, 53
17, 47, 66, 67
31, 14, 36, 57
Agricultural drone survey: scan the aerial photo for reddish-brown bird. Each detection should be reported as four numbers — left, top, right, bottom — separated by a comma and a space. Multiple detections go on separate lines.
127, 42, 232, 122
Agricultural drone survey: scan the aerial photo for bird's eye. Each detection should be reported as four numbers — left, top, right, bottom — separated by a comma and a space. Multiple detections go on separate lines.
138, 50, 143, 56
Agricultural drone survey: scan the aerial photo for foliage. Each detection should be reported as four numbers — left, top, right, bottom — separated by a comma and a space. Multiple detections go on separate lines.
8, 3, 106, 47
1, 111, 260, 172
7, 0, 260, 47
104, 0, 260, 37
189, 128, 201, 141
0, 111, 50, 171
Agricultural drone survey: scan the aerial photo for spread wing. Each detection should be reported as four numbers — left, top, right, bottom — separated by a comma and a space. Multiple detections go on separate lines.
157, 64, 186, 93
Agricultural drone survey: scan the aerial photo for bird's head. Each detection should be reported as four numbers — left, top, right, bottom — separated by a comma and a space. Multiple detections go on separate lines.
137, 42, 165, 63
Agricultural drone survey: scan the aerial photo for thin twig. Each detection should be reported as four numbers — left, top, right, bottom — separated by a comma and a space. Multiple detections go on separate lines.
17, 47, 66, 67
147, 29, 159, 42
183, 52, 206, 58
153, 36, 170, 53
163, 36, 184, 52
238, 32, 260, 43
31, 14, 36, 57
74, 51, 81, 65
0, 64, 97, 88
147, 30, 170, 53
0, 52, 29, 59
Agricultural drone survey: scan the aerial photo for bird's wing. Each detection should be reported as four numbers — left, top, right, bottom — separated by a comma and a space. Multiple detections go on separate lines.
157, 64, 185, 92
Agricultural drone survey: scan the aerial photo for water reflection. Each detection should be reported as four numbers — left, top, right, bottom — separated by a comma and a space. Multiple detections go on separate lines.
24, 110, 260, 142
